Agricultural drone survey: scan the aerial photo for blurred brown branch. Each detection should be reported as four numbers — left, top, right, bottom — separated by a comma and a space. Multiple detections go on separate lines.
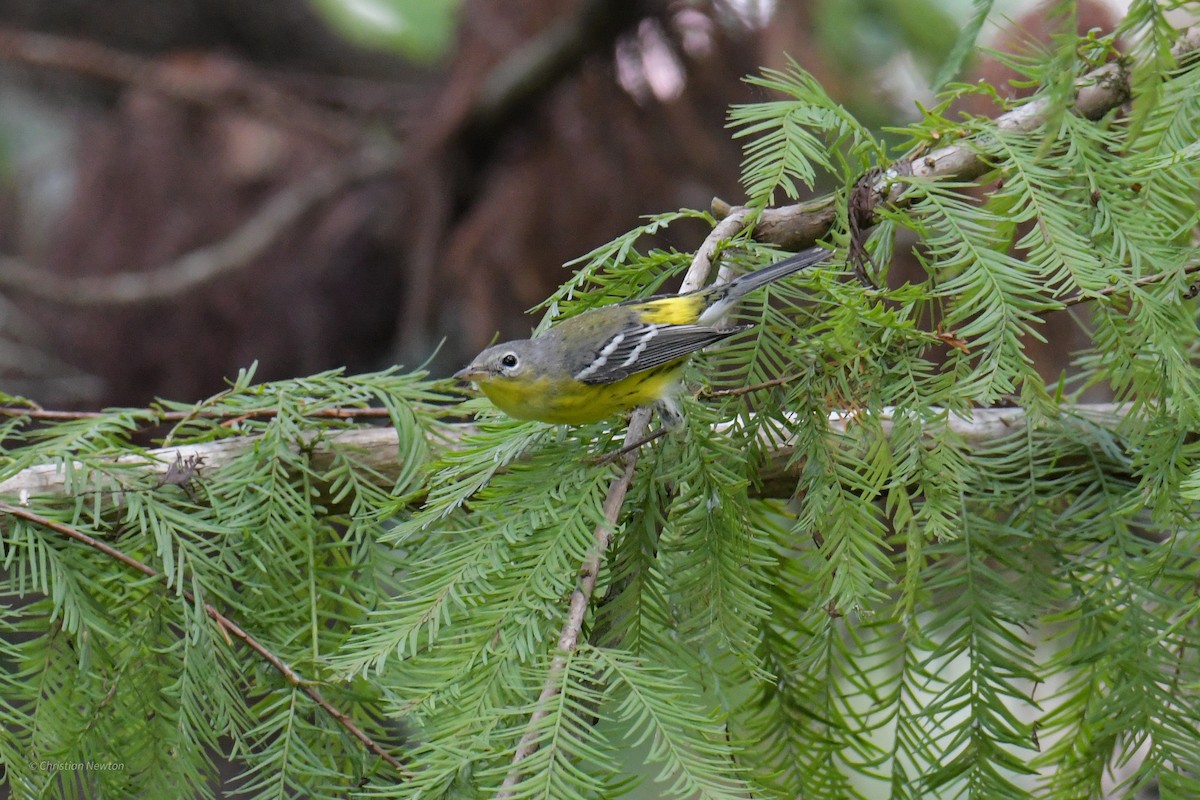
0, 147, 398, 306
0, 25, 373, 146
464, 0, 663, 142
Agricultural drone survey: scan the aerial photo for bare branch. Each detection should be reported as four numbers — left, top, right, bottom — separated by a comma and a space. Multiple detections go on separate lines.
0, 402, 1136, 502
721, 25, 1200, 251
825, 402, 1130, 442
495, 410, 647, 796
0, 427, 412, 499
684, 205, 753, 290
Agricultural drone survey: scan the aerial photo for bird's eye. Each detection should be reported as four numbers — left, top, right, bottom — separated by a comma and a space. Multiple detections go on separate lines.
500, 353, 519, 370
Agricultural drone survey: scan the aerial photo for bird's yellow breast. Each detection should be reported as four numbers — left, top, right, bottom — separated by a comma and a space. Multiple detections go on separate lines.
476, 367, 681, 425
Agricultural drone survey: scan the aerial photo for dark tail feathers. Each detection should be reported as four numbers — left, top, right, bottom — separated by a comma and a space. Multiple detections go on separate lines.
726, 246, 832, 297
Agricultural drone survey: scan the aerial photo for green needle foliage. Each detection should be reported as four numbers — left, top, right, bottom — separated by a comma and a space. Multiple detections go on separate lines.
4, 8, 1200, 799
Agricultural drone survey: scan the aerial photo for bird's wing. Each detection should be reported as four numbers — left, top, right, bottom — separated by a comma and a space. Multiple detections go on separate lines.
572, 323, 747, 385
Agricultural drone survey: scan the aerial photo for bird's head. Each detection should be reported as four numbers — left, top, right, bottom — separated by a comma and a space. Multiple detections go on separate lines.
453, 341, 535, 385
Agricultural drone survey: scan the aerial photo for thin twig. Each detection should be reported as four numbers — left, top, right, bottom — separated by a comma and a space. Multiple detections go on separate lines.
1061, 260, 1200, 306
497, 209, 755, 796
0, 147, 398, 306
589, 425, 671, 465
0, 503, 409, 776
495, 415, 646, 795
705, 373, 801, 398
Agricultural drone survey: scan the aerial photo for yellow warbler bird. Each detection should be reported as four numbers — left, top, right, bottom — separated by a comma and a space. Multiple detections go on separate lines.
454, 247, 831, 424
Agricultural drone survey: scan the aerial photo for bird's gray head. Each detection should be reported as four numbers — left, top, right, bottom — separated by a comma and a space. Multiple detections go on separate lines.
453, 340, 536, 383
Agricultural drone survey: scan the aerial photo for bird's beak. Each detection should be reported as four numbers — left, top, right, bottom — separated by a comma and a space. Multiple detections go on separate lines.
453, 366, 485, 382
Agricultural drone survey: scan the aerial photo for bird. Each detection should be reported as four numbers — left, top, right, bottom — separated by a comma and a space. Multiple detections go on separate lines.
453, 246, 831, 424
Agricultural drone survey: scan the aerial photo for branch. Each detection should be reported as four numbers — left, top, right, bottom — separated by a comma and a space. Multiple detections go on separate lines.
756, 403, 1135, 498
722, 24, 1200, 251
0, 403, 1136, 502
0, 147, 398, 306
1062, 260, 1200, 305
0, 503, 410, 776
0, 427, 414, 500
495, 420, 644, 796
686, 206, 754, 289
826, 402, 1131, 441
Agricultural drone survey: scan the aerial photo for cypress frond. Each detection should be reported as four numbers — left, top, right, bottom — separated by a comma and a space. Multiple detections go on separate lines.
4, 18, 1200, 799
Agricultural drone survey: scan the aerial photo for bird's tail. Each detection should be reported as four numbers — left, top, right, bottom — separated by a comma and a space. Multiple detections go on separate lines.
697, 246, 831, 324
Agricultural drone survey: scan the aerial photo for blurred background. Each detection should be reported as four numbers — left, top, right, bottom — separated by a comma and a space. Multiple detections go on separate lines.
0, 0, 1123, 408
